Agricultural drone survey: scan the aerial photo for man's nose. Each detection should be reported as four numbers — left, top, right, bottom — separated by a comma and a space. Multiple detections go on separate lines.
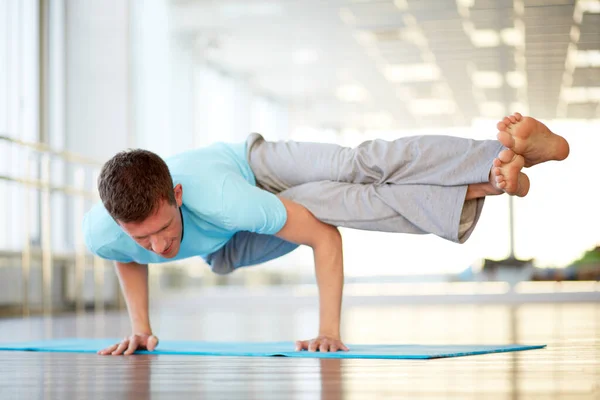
150, 237, 168, 253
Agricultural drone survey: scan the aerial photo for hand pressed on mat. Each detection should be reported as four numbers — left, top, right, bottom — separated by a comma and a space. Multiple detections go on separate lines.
98, 261, 157, 356
98, 333, 159, 355
295, 335, 349, 352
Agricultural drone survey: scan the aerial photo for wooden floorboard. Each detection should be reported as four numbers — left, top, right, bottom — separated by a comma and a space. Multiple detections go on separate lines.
0, 301, 598, 399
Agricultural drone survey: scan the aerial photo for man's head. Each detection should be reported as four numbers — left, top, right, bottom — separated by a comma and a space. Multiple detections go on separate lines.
98, 149, 183, 258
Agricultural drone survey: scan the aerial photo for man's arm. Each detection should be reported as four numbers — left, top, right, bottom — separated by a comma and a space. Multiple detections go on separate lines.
115, 261, 152, 334
274, 197, 349, 352
97, 261, 158, 355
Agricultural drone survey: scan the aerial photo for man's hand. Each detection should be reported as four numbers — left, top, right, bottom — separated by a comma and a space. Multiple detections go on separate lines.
295, 336, 349, 353
104, 261, 155, 356
97, 333, 159, 356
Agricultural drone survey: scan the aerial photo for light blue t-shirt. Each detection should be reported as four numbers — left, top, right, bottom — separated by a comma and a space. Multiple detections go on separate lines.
82, 142, 288, 264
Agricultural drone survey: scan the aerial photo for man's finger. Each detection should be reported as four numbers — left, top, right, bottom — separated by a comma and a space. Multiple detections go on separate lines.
308, 341, 319, 352
112, 339, 129, 355
319, 342, 329, 353
295, 340, 306, 351
330, 344, 339, 353
98, 344, 118, 355
146, 335, 159, 352
341, 343, 349, 351
98, 344, 117, 355
124, 336, 139, 355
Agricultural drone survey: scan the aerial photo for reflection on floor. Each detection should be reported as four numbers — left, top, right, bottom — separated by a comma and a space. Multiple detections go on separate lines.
0, 300, 598, 399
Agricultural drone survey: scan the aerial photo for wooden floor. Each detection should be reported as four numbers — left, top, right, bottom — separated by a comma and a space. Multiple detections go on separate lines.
0, 299, 598, 399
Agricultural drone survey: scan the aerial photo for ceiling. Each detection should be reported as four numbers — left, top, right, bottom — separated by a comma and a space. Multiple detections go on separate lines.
170, 0, 600, 131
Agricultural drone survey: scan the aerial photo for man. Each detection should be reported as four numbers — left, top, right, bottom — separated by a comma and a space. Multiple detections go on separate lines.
84, 112, 569, 355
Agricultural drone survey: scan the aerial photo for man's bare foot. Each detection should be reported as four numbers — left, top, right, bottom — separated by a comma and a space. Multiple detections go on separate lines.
491, 149, 530, 197
496, 112, 570, 167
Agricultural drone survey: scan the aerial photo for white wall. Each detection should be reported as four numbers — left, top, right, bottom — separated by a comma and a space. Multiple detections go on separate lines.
65, 0, 131, 161
130, 0, 178, 157
194, 63, 290, 146
169, 37, 196, 153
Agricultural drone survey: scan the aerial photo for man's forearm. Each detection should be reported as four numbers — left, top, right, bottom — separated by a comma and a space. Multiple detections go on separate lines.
115, 262, 152, 334
313, 228, 344, 338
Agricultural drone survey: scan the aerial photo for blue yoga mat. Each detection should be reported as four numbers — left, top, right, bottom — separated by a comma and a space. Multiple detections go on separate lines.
0, 338, 545, 359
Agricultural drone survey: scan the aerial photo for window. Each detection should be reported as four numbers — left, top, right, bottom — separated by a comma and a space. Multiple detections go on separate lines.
0, 0, 40, 251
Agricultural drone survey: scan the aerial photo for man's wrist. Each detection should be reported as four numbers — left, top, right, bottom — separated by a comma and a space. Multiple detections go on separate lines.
318, 329, 341, 339
132, 321, 152, 335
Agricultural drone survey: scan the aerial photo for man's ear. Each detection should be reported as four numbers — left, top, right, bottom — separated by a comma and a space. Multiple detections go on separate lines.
174, 184, 183, 207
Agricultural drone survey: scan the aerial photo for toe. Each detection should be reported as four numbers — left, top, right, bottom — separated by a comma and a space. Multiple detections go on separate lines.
493, 159, 502, 168
492, 166, 502, 178
513, 112, 522, 121
496, 121, 507, 131
496, 131, 515, 149
503, 117, 511, 126
498, 148, 515, 163
509, 115, 517, 123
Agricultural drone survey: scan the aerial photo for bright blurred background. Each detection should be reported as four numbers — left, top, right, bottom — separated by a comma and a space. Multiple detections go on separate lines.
0, 0, 599, 317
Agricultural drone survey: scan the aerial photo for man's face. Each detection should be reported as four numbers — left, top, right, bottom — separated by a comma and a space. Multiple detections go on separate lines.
118, 184, 184, 258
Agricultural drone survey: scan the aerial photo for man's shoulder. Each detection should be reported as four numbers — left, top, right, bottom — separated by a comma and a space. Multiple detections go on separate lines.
166, 142, 252, 181
82, 202, 132, 262
165, 142, 245, 165
168, 143, 255, 216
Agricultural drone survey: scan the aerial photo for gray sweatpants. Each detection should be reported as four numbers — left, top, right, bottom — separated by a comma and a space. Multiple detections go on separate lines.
206, 133, 504, 274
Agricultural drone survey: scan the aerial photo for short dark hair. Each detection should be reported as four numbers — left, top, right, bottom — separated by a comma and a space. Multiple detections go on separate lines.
98, 149, 176, 223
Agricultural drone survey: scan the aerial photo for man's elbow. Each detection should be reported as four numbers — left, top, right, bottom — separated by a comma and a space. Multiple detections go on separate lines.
312, 223, 342, 251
